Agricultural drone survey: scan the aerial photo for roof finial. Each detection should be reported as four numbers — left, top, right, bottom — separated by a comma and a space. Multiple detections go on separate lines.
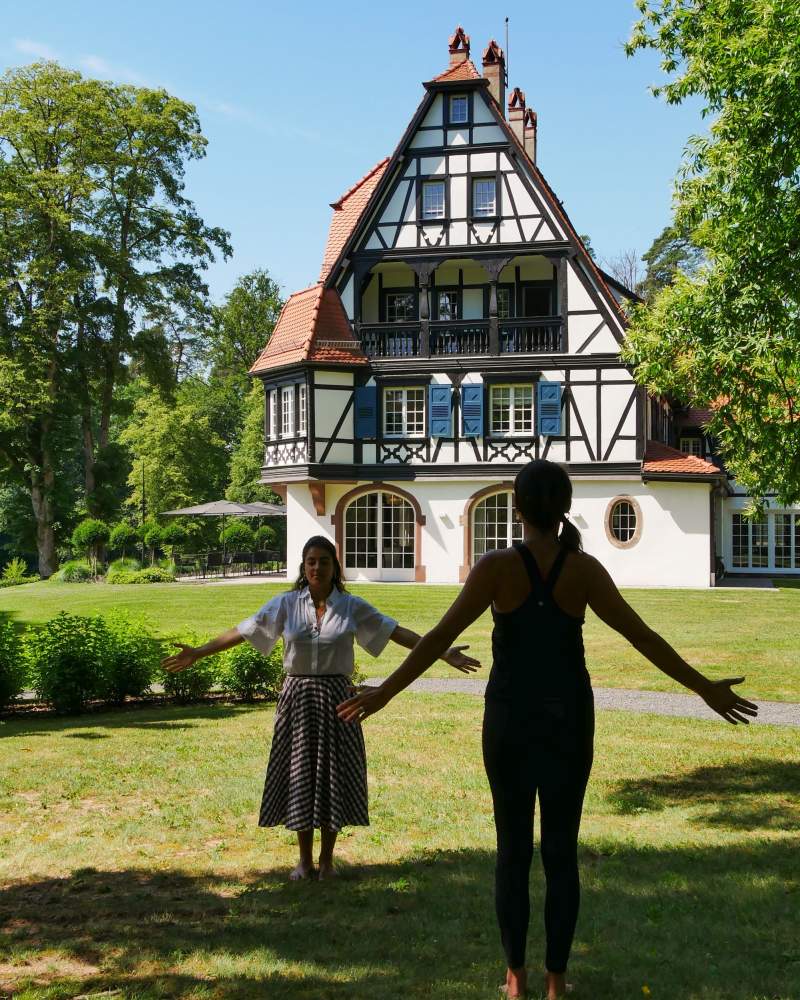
448, 25, 471, 67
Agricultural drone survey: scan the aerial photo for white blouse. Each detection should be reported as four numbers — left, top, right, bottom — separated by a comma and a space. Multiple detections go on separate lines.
236, 587, 398, 677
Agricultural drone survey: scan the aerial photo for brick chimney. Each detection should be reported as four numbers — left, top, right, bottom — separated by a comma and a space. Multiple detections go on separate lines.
482, 39, 505, 111
449, 26, 470, 67
524, 107, 538, 164
508, 87, 526, 145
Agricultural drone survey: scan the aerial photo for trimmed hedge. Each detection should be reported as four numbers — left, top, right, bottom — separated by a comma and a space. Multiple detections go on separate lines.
216, 641, 283, 702
106, 566, 176, 584
0, 621, 25, 708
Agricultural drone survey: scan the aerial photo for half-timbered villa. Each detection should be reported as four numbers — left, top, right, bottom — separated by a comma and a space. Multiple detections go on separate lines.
249, 27, 799, 586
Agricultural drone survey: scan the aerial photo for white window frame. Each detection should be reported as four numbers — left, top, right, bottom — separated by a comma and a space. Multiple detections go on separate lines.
472, 177, 497, 218
344, 491, 415, 575
281, 385, 295, 439
472, 491, 523, 565
383, 386, 425, 439
489, 384, 534, 437
422, 180, 446, 220
680, 436, 702, 456
449, 94, 469, 124
298, 384, 307, 436
269, 390, 278, 439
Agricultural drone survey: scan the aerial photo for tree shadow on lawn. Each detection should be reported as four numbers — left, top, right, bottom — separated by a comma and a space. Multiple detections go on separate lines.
610, 758, 800, 831
0, 702, 259, 739
0, 840, 796, 1000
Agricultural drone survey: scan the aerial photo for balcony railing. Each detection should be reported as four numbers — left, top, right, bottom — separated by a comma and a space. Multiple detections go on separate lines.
357, 324, 419, 358
357, 317, 564, 359
430, 320, 489, 355
500, 318, 563, 354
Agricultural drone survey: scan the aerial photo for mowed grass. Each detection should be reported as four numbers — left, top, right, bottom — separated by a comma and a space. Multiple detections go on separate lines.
0, 696, 797, 999
7, 578, 800, 701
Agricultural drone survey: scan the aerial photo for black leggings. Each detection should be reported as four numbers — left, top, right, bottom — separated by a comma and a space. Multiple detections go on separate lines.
482, 697, 594, 974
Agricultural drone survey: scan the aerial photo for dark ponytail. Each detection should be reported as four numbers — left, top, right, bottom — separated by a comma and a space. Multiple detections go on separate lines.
514, 460, 583, 552
293, 535, 346, 591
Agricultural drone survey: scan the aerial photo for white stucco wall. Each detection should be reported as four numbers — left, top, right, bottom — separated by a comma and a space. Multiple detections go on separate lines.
286, 477, 712, 588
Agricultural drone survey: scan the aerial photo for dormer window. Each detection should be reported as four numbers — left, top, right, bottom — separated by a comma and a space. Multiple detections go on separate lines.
472, 177, 497, 217
422, 180, 446, 220
449, 94, 469, 124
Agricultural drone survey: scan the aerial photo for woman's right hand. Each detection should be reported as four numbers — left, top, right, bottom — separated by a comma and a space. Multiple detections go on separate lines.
161, 643, 201, 673
699, 676, 758, 724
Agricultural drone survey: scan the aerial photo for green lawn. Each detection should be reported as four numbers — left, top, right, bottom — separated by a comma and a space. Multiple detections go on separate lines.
8, 578, 800, 701
0, 695, 797, 999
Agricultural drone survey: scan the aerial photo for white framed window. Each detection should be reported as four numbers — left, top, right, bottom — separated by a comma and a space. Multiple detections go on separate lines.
281, 386, 294, 438
605, 496, 642, 549
680, 437, 702, 456
298, 384, 307, 435
732, 512, 769, 568
472, 177, 496, 217
472, 492, 523, 565
437, 291, 458, 321
422, 181, 445, 220
384, 387, 425, 438
449, 94, 468, 124
774, 512, 800, 569
386, 291, 416, 323
269, 390, 278, 439
489, 384, 533, 436
497, 287, 512, 319
345, 492, 415, 570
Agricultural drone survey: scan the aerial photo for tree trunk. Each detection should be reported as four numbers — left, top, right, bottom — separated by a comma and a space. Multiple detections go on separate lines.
30, 465, 57, 578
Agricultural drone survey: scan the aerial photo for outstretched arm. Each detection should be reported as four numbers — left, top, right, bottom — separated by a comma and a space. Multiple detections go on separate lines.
586, 558, 758, 724
389, 624, 480, 674
161, 627, 244, 673
338, 555, 497, 722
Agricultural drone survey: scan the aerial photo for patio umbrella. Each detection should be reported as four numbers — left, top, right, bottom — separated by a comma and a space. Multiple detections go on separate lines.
159, 500, 286, 575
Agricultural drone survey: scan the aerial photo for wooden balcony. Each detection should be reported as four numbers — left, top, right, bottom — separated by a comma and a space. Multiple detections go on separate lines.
357, 317, 564, 359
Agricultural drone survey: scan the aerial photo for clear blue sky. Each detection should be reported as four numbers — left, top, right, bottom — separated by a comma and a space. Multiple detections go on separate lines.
2, 0, 703, 304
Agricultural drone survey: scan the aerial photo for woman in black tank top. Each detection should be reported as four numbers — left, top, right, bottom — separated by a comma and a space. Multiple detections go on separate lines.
339, 460, 757, 999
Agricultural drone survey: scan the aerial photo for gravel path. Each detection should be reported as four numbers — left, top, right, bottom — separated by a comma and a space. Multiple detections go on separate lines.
364, 677, 800, 727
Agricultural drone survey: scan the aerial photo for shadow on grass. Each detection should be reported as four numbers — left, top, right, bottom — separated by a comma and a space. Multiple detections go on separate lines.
0, 841, 797, 999
0, 702, 261, 739
610, 758, 800, 831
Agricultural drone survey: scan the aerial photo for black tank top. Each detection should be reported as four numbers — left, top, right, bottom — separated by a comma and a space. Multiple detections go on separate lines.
486, 543, 591, 710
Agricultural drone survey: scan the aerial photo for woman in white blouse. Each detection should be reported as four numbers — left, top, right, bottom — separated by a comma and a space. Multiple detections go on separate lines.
163, 535, 479, 879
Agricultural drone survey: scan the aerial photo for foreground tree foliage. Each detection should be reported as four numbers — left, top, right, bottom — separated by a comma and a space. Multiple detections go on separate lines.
623, 0, 800, 505
0, 62, 230, 575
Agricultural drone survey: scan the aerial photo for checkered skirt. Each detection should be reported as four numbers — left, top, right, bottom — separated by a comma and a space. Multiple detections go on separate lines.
259, 674, 369, 831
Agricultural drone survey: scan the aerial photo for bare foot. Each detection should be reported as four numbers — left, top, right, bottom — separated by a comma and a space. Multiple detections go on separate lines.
500, 966, 527, 997
545, 971, 572, 999
289, 862, 315, 881
317, 862, 338, 880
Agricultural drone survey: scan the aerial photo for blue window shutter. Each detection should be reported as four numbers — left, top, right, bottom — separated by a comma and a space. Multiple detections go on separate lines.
354, 386, 377, 438
537, 382, 562, 436
461, 384, 484, 437
428, 385, 453, 437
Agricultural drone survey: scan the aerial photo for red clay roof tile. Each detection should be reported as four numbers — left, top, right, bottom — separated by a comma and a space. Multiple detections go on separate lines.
319, 158, 389, 283
249, 285, 366, 375
429, 59, 482, 83
643, 441, 722, 476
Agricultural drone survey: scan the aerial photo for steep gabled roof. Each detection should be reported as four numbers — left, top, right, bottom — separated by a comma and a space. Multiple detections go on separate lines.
429, 59, 482, 83
319, 158, 390, 282
249, 285, 367, 374
642, 441, 723, 477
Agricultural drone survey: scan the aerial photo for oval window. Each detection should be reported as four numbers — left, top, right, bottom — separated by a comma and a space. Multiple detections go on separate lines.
606, 497, 641, 548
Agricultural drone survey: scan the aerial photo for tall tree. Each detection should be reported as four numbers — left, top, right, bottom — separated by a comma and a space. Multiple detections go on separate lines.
226, 383, 281, 505
623, 0, 800, 505
0, 62, 230, 575
638, 221, 703, 302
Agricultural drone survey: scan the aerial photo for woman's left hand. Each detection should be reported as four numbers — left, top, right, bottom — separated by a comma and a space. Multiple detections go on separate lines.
442, 644, 481, 674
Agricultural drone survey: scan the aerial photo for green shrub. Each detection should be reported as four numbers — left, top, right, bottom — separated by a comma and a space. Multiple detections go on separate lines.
160, 521, 186, 554
57, 559, 95, 583
2, 557, 29, 584
71, 518, 110, 574
109, 521, 138, 558
220, 520, 255, 550
0, 621, 25, 708
25, 613, 107, 713
217, 640, 283, 702
108, 557, 141, 573
99, 613, 160, 704
255, 525, 277, 550
156, 636, 220, 703
133, 567, 176, 584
